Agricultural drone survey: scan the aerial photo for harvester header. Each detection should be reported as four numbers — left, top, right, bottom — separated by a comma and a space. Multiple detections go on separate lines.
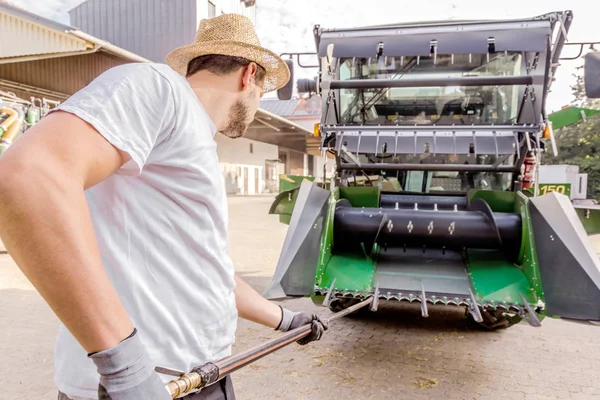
266, 11, 600, 330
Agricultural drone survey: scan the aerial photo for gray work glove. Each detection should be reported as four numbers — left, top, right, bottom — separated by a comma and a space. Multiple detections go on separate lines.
88, 328, 171, 400
276, 306, 328, 345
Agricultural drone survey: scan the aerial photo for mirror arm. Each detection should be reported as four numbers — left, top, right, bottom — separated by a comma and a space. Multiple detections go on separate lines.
560, 42, 600, 61
279, 53, 319, 69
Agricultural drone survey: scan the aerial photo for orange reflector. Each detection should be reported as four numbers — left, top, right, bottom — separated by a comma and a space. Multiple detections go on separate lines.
313, 123, 320, 137
543, 123, 553, 139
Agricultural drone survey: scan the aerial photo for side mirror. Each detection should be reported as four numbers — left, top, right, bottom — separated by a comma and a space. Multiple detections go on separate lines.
584, 51, 600, 98
277, 59, 295, 100
297, 78, 318, 95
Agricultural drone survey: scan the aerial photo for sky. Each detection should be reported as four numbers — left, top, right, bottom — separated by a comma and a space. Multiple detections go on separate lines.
250, 0, 600, 112
8, 0, 600, 113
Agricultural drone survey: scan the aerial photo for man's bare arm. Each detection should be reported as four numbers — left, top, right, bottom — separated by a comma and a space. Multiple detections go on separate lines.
233, 275, 328, 344
0, 111, 134, 354
233, 275, 282, 328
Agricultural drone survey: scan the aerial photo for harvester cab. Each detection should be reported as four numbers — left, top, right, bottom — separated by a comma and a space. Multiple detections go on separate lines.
265, 11, 600, 330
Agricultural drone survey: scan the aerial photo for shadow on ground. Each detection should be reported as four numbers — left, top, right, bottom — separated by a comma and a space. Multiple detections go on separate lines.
0, 288, 59, 398
231, 272, 508, 400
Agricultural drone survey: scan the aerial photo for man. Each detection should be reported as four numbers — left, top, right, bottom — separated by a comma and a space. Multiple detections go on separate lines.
0, 13, 326, 400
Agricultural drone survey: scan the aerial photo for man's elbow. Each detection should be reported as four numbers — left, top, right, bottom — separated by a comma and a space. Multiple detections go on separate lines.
0, 161, 35, 202
0, 155, 71, 207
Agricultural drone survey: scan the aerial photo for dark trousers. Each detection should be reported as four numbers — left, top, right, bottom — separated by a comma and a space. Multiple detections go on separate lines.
57, 375, 236, 400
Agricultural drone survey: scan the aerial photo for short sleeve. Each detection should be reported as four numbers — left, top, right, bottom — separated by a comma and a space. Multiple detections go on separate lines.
50, 63, 176, 176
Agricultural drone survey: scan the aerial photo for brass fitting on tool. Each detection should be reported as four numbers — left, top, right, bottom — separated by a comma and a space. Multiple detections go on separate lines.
166, 372, 202, 398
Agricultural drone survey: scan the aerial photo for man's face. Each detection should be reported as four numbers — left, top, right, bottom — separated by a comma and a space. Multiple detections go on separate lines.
220, 74, 264, 139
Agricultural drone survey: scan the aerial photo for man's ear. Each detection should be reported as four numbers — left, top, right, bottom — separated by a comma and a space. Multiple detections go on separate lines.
241, 62, 259, 90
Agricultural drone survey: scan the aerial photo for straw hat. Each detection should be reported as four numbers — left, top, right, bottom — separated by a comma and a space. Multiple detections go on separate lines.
166, 14, 290, 93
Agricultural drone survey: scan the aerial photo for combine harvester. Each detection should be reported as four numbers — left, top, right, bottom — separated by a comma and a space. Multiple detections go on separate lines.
264, 11, 600, 330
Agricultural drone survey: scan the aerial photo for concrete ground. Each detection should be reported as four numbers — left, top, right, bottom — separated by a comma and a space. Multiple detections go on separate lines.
1, 196, 600, 400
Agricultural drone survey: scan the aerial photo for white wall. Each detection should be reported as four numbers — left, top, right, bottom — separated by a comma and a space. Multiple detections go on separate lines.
214, 133, 279, 195
192, 1, 268, 195
314, 154, 335, 182
215, 133, 278, 165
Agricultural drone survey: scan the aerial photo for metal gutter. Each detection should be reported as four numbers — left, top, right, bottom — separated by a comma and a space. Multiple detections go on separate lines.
255, 108, 313, 135
68, 30, 151, 63
0, 49, 100, 64
0, 78, 70, 101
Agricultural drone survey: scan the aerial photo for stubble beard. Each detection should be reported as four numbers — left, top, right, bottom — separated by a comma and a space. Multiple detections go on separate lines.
220, 90, 256, 139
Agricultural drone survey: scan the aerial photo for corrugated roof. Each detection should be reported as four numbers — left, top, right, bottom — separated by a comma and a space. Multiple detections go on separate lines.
0, 1, 311, 149
0, 2, 88, 59
259, 97, 323, 117
259, 99, 301, 117
253, 107, 312, 135
0, 2, 149, 63
0, 1, 75, 32
293, 96, 322, 117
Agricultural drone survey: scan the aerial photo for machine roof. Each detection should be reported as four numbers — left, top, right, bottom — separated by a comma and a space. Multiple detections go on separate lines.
320, 11, 567, 32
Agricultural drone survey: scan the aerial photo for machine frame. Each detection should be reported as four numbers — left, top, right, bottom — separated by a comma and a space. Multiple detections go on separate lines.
265, 11, 600, 330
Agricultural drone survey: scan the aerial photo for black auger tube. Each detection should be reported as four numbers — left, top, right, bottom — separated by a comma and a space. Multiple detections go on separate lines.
333, 206, 522, 252
380, 194, 468, 211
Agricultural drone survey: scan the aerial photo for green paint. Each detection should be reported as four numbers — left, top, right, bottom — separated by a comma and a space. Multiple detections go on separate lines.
319, 253, 376, 292
303, 185, 545, 311
536, 183, 571, 197
314, 187, 378, 294
270, 175, 316, 224
514, 191, 543, 299
467, 189, 516, 212
269, 188, 299, 224
315, 189, 339, 285
467, 249, 537, 304
464, 190, 542, 305
575, 207, 600, 236
278, 174, 315, 192
339, 186, 380, 208
548, 106, 600, 130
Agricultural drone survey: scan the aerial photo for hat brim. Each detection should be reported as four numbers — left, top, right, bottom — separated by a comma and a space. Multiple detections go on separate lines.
165, 40, 290, 93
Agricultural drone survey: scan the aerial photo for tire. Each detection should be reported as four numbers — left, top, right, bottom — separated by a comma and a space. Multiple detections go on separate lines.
328, 298, 370, 316
466, 308, 522, 331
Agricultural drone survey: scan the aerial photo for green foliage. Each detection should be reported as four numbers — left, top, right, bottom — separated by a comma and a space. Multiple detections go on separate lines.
570, 65, 600, 109
544, 67, 600, 199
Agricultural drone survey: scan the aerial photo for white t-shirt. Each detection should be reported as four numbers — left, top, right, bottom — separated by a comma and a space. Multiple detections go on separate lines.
49, 62, 238, 399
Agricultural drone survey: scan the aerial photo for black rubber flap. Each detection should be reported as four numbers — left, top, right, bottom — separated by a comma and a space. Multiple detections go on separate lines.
529, 192, 600, 322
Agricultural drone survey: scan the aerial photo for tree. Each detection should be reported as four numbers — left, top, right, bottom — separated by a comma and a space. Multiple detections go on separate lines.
543, 63, 600, 199
570, 64, 600, 109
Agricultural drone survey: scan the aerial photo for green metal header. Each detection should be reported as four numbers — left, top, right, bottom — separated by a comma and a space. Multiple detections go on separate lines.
549, 106, 600, 130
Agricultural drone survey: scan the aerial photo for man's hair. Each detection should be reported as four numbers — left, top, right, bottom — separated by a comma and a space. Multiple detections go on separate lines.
186, 54, 266, 82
